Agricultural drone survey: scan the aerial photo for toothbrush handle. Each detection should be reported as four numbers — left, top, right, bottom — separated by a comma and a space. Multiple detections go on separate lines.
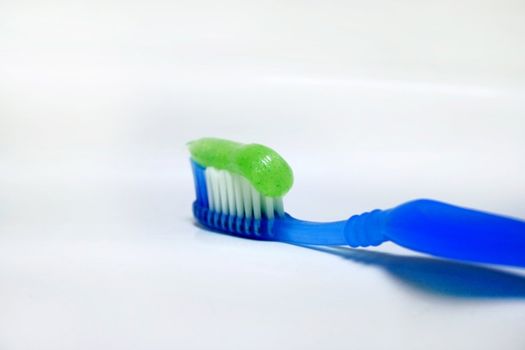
345, 199, 525, 267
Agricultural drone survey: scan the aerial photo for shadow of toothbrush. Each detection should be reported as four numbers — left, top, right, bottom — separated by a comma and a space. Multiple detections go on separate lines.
301, 245, 525, 299
192, 218, 525, 299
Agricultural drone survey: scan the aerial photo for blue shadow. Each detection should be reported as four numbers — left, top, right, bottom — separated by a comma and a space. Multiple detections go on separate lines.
302, 246, 525, 299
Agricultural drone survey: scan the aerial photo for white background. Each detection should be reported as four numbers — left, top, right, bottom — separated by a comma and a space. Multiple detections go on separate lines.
1, 0, 525, 349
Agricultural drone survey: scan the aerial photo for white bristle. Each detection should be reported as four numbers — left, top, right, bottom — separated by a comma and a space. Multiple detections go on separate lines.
274, 197, 284, 217
225, 171, 236, 215
264, 197, 274, 220
210, 168, 221, 212
251, 186, 262, 220
232, 174, 244, 217
241, 177, 253, 218
203, 166, 284, 220
218, 171, 228, 214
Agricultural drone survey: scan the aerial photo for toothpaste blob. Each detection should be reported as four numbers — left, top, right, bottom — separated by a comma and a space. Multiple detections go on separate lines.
187, 137, 294, 197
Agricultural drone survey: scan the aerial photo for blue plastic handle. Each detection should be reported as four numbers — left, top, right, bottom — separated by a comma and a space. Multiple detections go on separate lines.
273, 199, 525, 267
344, 199, 525, 267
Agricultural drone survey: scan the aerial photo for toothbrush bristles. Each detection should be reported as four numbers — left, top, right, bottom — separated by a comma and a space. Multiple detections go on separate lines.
191, 160, 285, 237
203, 166, 284, 219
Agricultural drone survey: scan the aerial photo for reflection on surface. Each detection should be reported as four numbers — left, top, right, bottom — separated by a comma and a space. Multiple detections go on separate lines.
303, 246, 525, 299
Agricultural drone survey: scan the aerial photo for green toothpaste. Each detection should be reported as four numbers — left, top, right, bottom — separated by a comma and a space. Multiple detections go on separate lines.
188, 137, 293, 197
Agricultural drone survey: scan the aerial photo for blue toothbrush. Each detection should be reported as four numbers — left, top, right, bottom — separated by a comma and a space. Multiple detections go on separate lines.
188, 138, 525, 268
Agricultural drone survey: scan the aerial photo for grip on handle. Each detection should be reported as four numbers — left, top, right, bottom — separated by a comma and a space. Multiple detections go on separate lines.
376, 199, 525, 267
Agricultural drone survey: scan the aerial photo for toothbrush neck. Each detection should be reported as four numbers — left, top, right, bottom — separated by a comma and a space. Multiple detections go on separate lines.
272, 211, 388, 247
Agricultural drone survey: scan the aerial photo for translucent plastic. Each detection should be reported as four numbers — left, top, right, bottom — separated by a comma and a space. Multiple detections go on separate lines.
375, 199, 525, 267
275, 200, 525, 267
191, 160, 525, 267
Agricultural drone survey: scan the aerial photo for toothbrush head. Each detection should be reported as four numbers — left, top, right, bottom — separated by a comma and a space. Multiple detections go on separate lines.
188, 138, 293, 239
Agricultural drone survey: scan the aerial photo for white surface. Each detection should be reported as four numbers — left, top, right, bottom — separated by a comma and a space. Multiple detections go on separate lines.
1, 1, 525, 349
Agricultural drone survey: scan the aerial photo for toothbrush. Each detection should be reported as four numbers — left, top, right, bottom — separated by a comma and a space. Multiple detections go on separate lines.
188, 138, 525, 268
